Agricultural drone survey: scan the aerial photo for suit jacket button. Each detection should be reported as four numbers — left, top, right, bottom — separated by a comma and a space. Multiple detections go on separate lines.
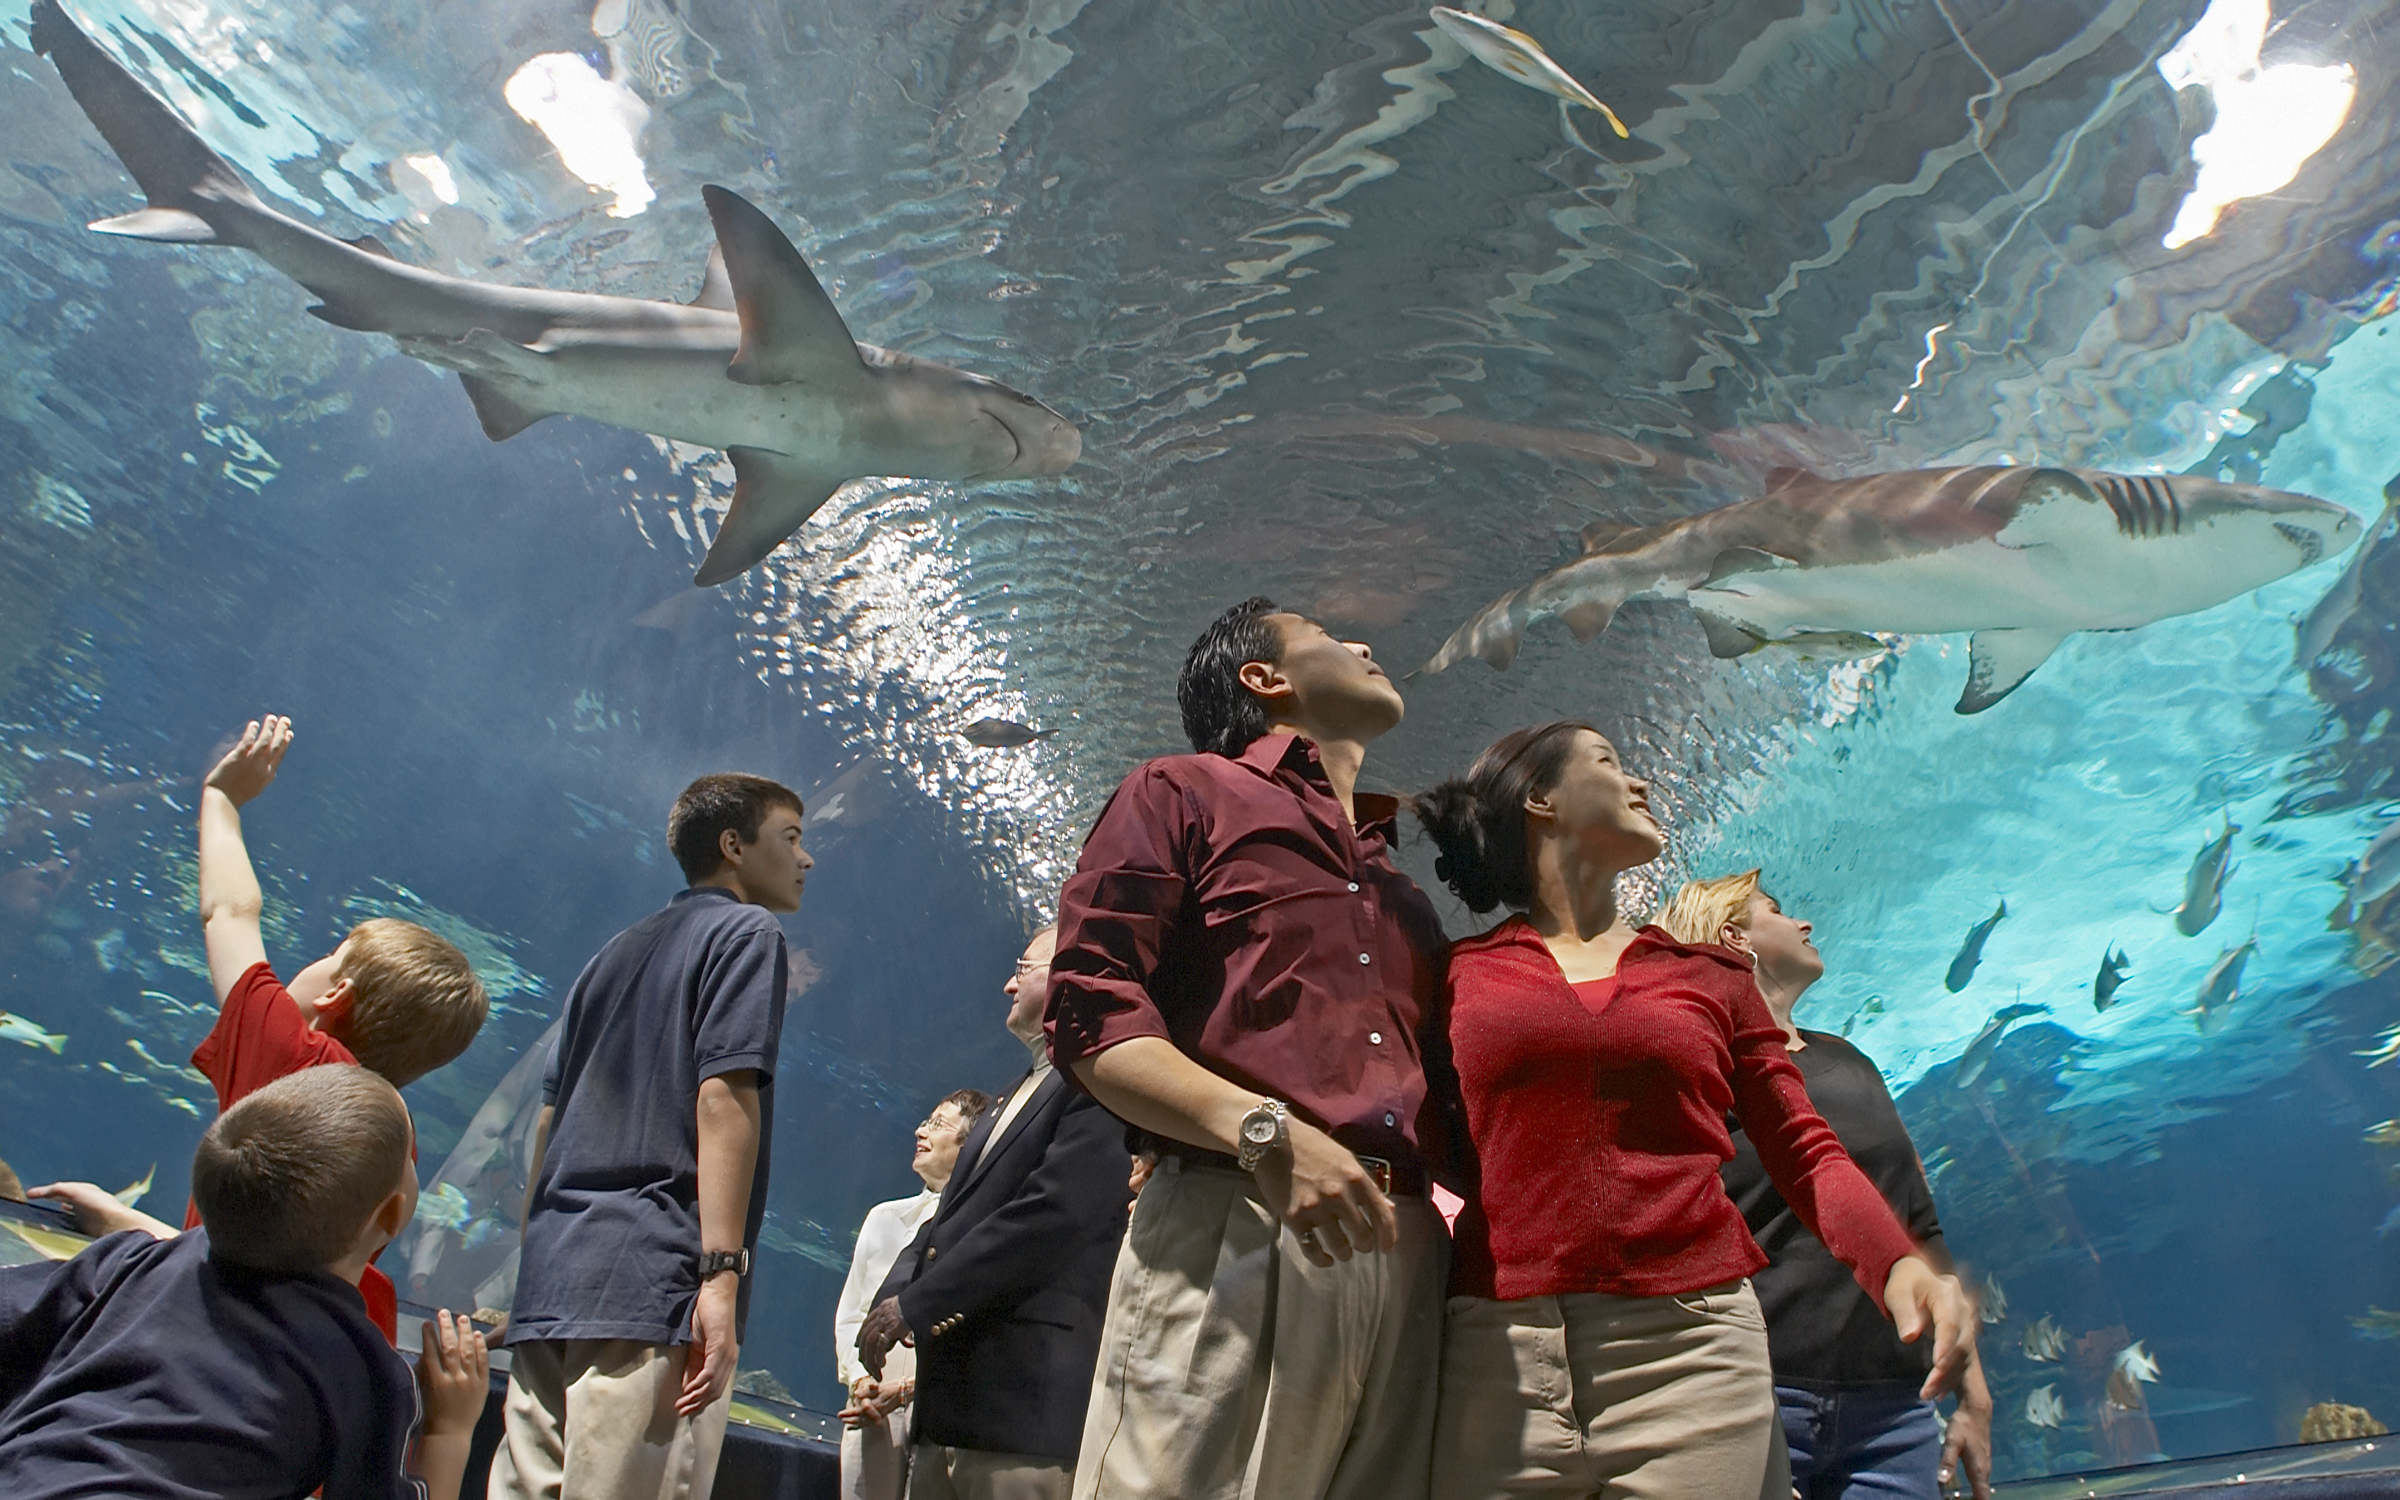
925, 1247, 937, 1260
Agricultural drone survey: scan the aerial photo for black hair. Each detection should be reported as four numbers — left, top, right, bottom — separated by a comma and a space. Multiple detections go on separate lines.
1412, 721, 1601, 913
1178, 596, 1286, 757
667, 773, 805, 884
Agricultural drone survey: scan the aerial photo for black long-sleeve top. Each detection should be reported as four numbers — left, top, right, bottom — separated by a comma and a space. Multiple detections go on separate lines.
1721, 1030, 1948, 1386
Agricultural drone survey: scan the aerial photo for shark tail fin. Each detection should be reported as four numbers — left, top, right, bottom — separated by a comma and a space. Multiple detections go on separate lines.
1422, 588, 1533, 673
31, 0, 262, 245
1693, 608, 1763, 659
692, 447, 850, 586
699, 185, 868, 387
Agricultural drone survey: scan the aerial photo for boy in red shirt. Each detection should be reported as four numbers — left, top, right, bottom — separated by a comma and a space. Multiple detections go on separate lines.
185, 714, 490, 1340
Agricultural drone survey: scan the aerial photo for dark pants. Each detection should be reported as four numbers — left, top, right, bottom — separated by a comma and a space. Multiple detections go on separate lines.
1777, 1381, 1943, 1499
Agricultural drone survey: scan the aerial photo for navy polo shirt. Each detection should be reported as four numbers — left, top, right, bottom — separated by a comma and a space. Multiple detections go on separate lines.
509, 885, 788, 1347
0, 1228, 421, 1499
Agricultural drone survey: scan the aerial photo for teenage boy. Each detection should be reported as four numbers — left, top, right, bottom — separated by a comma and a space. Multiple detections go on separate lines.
1047, 598, 1456, 1500
493, 772, 812, 1500
0, 1065, 492, 1499
190, 714, 491, 1341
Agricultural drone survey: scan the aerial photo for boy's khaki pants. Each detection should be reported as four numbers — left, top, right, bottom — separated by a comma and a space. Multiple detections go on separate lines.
489, 1338, 733, 1500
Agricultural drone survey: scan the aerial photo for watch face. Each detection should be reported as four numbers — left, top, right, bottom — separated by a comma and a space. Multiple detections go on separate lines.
1243, 1113, 1277, 1145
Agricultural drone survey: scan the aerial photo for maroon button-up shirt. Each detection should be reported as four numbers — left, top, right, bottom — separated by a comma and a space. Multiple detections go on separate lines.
1046, 732, 1452, 1171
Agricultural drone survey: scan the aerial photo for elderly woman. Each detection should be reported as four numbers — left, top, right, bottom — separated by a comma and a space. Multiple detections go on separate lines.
1414, 721, 1976, 1500
1658, 872, 1993, 1500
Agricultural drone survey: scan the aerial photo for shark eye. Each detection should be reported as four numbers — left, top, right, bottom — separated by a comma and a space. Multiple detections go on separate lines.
2274, 522, 2325, 566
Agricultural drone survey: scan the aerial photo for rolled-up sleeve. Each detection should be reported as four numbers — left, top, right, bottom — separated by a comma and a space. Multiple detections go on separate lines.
1046, 764, 1193, 1069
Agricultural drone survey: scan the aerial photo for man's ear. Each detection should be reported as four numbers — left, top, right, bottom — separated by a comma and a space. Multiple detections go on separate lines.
1236, 659, 1293, 704
362, 1182, 410, 1252
717, 824, 746, 869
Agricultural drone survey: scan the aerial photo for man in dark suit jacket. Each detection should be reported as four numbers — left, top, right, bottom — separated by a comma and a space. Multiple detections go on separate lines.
858, 925, 1130, 1500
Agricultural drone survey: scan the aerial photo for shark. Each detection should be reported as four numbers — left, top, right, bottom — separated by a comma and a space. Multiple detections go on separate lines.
30, 0, 1081, 587
1423, 464, 2362, 713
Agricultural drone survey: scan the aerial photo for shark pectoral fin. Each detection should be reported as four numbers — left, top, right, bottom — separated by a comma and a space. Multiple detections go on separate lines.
1559, 599, 1616, 641
1701, 546, 1796, 586
692, 448, 850, 587
88, 207, 217, 243
689, 245, 736, 311
1693, 608, 1764, 659
699, 185, 867, 387
1957, 628, 2069, 714
457, 375, 556, 442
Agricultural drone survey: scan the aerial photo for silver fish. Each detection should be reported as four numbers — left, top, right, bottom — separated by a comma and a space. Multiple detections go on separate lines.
2107, 1341, 2161, 1410
29, 0, 1080, 587
2023, 1313, 2066, 1362
2026, 1384, 2067, 1429
1954, 1002, 2045, 1088
0, 1012, 67, 1054
1979, 1277, 2010, 1323
2175, 820, 2238, 937
960, 718, 1061, 749
2185, 937, 2257, 1032
1946, 901, 2007, 992
2294, 473, 2399, 670
1423, 465, 2359, 714
2336, 820, 2400, 929
1427, 7, 1629, 137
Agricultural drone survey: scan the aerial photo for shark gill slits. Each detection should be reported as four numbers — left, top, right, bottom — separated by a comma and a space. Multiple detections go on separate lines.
2097, 476, 2143, 537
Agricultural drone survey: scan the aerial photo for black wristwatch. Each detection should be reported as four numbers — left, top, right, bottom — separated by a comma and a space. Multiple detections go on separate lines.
699, 1248, 750, 1281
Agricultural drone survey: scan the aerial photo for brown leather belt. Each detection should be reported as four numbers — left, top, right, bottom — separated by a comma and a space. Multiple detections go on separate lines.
1155, 1142, 1428, 1196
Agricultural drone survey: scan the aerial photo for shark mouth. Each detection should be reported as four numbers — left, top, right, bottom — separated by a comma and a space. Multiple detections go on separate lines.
2093, 474, 2186, 537
2275, 521, 2327, 566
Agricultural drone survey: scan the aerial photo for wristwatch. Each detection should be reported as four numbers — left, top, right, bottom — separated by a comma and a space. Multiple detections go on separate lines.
1235, 1098, 1289, 1172
698, 1248, 750, 1281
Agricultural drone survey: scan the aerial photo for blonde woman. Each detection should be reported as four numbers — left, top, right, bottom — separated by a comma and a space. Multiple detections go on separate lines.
1660, 873, 1993, 1500
1413, 721, 1977, 1500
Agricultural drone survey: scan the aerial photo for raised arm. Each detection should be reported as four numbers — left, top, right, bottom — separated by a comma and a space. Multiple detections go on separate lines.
198, 716, 293, 1001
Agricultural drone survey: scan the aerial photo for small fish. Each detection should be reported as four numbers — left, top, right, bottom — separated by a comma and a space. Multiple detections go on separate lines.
2026, 1384, 2067, 1429
1428, 7, 1630, 137
2351, 1306, 2400, 1340
959, 717, 1060, 749
2367, 1119, 2400, 1148
2094, 946, 2131, 1012
2106, 1341, 2161, 1410
2335, 820, 2400, 933
5, 1220, 90, 1261
2183, 937, 2257, 1032
2175, 821, 2238, 936
2359, 1025, 2400, 1068
0, 1012, 66, 1054
1954, 1002, 2046, 1088
165, 1097, 201, 1118
412, 1181, 477, 1233
1979, 1277, 2010, 1323
2023, 1313, 2066, 1362
2296, 489, 2398, 670
112, 1163, 155, 1209
1945, 901, 2007, 992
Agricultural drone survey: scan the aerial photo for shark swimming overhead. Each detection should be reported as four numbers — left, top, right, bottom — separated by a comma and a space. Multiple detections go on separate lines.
30, 0, 1082, 587
1423, 464, 2362, 713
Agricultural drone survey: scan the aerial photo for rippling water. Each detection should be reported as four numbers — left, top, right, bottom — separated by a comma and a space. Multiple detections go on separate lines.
4, 0, 2399, 1472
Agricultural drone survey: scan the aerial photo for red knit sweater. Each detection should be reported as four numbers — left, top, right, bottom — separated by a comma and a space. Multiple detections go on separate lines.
1446, 919, 1918, 1309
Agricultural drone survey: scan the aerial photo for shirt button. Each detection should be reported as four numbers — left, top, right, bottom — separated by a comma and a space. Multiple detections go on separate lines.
1369, 1031, 1383, 1044
1348, 882, 1361, 893
1384, 1113, 1397, 1127
1358, 953, 1371, 965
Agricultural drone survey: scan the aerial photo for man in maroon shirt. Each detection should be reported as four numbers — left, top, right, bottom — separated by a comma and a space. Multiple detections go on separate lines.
1047, 597, 1453, 1500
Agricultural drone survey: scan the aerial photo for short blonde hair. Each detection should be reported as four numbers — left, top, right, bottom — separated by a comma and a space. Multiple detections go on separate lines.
1656, 869, 1765, 948
333, 918, 490, 1088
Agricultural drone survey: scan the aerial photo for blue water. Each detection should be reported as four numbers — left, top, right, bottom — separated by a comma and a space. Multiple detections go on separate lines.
2, 0, 2398, 1476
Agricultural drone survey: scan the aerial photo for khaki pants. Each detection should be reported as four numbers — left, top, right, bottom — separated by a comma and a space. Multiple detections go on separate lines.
844, 1345, 918, 1500
910, 1442, 1072, 1500
1072, 1156, 1447, 1500
1431, 1281, 1793, 1500
489, 1339, 733, 1500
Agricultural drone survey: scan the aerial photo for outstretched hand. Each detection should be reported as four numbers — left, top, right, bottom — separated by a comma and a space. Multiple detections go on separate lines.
417, 1309, 491, 1435
204, 716, 293, 807
27, 1181, 175, 1240
1885, 1255, 1977, 1399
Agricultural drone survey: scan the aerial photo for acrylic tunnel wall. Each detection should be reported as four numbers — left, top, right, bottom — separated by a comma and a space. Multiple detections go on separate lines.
2, 0, 2399, 1486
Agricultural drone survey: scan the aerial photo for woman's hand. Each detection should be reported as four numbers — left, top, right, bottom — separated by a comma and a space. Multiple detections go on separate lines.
1883, 1255, 1976, 1399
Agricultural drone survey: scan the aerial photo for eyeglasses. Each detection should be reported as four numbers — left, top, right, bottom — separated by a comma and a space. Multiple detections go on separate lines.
917, 1115, 963, 1135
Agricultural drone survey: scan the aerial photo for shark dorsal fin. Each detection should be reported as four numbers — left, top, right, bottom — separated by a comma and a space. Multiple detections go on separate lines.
1762, 466, 1818, 493
1701, 546, 1795, 586
689, 244, 735, 311
700, 185, 866, 387
346, 233, 397, 261
1578, 518, 1641, 553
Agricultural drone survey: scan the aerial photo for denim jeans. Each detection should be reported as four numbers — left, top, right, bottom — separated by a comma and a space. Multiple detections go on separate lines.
1776, 1381, 1943, 1499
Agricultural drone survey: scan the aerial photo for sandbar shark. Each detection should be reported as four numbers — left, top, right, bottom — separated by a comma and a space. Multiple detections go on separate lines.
1424, 464, 2361, 713
31, 0, 1081, 586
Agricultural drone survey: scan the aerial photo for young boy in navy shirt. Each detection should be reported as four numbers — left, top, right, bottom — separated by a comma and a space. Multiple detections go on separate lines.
187, 714, 489, 1341
493, 772, 811, 1500
0, 1065, 491, 1498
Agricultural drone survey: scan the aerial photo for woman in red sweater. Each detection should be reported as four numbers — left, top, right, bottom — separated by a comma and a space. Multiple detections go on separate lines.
1414, 721, 1977, 1500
